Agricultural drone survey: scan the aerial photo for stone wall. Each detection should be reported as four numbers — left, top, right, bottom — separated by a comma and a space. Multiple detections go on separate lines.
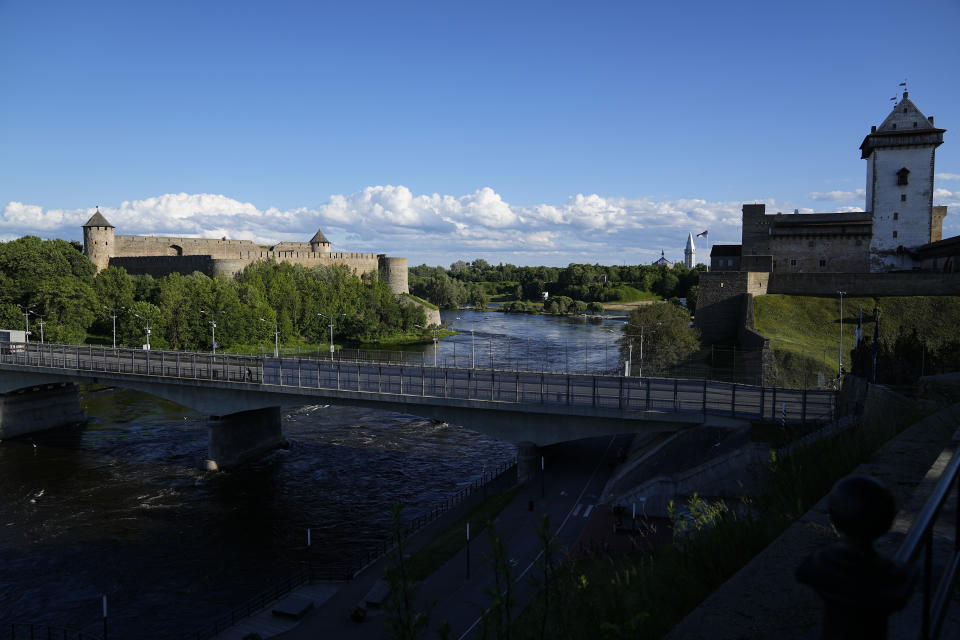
767, 232, 869, 273
695, 271, 769, 344
0, 383, 86, 439
737, 294, 775, 385
110, 255, 218, 278
766, 271, 960, 296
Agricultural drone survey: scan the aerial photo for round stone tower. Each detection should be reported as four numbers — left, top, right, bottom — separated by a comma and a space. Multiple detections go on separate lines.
378, 256, 409, 294
82, 208, 115, 272
310, 228, 331, 254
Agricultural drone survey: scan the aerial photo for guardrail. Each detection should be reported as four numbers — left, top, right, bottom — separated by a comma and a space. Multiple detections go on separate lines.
6, 622, 101, 640
0, 342, 836, 424
895, 444, 960, 639
184, 459, 517, 640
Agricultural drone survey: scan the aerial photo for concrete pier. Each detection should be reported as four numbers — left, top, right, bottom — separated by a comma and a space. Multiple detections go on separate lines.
516, 441, 540, 483
206, 406, 285, 471
0, 383, 86, 440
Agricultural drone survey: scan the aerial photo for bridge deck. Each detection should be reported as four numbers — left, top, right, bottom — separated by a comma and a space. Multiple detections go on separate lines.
0, 342, 835, 425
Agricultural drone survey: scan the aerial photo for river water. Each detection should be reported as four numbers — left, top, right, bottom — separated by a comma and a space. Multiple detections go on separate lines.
0, 310, 624, 638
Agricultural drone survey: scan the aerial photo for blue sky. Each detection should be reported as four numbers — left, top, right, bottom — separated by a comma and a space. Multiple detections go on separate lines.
2, 0, 958, 266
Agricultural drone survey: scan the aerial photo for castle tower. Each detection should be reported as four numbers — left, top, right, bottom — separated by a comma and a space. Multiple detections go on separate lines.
82, 208, 115, 272
684, 232, 696, 269
860, 92, 946, 271
310, 229, 331, 254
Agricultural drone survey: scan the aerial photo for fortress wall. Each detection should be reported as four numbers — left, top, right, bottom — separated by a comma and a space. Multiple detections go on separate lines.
767, 234, 870, 273
114, 235, 261, 259
110, 255, 217, 278
767, 272, 960, 296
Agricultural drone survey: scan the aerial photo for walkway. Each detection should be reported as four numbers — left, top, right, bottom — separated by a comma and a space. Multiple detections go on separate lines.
275, 434, 632, 640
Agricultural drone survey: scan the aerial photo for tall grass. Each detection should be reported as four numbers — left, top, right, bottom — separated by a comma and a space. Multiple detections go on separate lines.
511, 401, 942, 639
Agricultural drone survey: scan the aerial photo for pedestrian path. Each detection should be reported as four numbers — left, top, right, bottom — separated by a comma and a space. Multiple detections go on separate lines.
276, 434, 630, 640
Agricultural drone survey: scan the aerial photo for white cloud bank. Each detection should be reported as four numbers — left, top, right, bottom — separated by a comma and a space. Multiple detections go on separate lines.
4, 185, 954, 266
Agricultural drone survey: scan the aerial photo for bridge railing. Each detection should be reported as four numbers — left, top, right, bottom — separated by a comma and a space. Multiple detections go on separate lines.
0, 341, 836, 424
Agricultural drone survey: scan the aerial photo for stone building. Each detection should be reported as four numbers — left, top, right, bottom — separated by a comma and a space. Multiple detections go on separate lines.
696, 92, 960, 347
718, 92, 950, 274
81, 211, 410, 294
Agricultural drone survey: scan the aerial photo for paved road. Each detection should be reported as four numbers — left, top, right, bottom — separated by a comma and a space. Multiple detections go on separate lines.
277, 434, 632, 640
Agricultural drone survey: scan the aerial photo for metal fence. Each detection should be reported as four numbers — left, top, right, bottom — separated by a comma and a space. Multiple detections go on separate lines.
6, 623, 101, 640
184, 459, 517, 640
895, 442, 960, 639
0, 342, 836, 424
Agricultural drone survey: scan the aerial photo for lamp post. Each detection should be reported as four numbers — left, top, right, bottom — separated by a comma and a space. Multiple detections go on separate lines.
629, 322, 661, 378
200, 310, 221, 353
318, 313, 345, 360
133, 313, 151, 350
16, 305, 32, 344
36, 315, 45, 344
416, 324, 439, 366
260, 318, 279, 357
103, 306, 122, 349
837, 290, 847, 381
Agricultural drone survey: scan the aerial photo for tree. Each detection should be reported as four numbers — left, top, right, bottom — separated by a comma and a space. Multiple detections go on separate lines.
621, 302, 700, 376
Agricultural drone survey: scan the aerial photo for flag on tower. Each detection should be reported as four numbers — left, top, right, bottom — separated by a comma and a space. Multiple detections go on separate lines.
696, 230, 708, 238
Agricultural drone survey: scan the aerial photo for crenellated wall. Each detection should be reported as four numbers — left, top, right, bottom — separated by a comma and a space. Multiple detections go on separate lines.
98, 233, 409, 292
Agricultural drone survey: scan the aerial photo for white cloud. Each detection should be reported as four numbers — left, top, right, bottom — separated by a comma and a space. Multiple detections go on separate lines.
936, 173, 960, 181
934, 188, 959, 202
0, 188, 786, 266
809, 189, 865, 202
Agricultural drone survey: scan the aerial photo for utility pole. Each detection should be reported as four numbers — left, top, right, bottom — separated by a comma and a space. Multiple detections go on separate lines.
837, 290, 846, 382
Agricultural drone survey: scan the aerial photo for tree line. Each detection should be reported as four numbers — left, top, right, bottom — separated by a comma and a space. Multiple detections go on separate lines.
409, 259, 704, 309
0, 236, 425, 351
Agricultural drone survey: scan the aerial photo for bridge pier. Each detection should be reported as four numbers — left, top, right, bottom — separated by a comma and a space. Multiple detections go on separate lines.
205, 406, 285, 471
0, 383, 86, 440
516, 441, 540, 484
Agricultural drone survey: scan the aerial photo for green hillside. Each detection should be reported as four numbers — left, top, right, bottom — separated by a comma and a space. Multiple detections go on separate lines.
753, 294, 960, 387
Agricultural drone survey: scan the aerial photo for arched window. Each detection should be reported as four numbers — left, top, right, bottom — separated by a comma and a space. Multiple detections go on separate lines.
897, 167, 910, 185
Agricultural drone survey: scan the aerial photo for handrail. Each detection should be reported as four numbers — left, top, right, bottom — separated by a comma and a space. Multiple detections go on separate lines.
894, 443, 960, 640
6, 622, 102, 640
0, 341, 836, 425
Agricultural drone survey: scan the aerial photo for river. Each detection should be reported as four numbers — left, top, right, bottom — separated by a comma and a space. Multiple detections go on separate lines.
0, 310, 625, 638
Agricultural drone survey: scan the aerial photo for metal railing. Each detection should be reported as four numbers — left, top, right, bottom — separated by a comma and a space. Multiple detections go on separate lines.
895, 443, 960, 639
185, 459, 517, 640
6, 623, 101, 640
0, 342, 837, 424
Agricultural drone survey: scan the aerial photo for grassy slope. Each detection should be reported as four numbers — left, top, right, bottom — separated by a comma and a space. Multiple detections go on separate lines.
753, 294, 960, 385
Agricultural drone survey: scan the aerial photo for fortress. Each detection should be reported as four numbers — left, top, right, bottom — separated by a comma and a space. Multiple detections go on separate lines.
697, 91, 960, 345
81, 212, 410, 294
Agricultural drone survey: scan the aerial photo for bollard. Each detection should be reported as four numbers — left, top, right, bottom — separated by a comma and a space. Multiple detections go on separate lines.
796, 475, 915, 639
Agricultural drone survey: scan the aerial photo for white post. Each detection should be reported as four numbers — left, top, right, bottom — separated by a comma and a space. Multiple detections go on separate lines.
837, 290, 846, 379
471, 329, 475, 369
307, 528, 312, 547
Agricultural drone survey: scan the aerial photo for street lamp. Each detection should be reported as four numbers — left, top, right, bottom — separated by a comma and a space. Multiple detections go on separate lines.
625, 323, 661, 378
416, 324, 439, 366
16, 305, 33, 344
103, 306, 122, 349
133, 313, 152, 350
200, 310, 221, 353
317, 312, 345, 360
837, 290, 847, 381
259, 318, 279, 357
35, 315, 45, 344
